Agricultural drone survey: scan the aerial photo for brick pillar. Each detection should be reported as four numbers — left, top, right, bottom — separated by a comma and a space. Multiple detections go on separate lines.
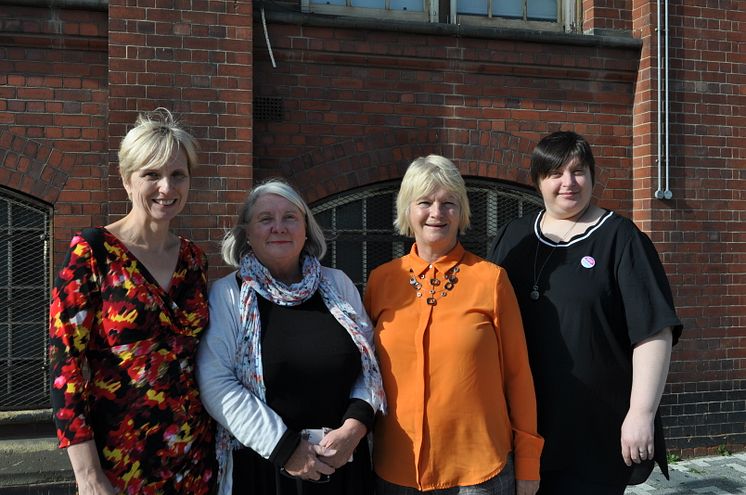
107, 0, 253, 274
630, 0, 658, 233
582, 0, 633, 33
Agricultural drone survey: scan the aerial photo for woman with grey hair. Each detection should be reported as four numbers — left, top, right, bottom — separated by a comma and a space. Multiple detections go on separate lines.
197, 178, 386, 495
365, 155, 542, 495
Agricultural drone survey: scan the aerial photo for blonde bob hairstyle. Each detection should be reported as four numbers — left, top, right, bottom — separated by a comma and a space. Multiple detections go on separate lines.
221, 178, 327, 268
118, 108, 199, 182
394, 155, 471, 237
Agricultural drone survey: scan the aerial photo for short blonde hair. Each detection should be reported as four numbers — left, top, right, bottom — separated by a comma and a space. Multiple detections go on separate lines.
118, 108, 199, 181
221, 178, 327, 268
394, 155, 471, 237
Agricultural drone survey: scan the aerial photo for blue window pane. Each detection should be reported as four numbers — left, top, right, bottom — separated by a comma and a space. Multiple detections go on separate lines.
493, 0, 522, 17
528, 0, 556, 20
458, 0, 488, 15
350, 0, 385, 7
390, 0, 423, 11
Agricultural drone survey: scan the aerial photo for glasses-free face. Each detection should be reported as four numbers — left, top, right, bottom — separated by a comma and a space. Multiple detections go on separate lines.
247, 193, 307, 279
538, 157, 593, 222
408, 187, 461, 260
123, 149, 190, 224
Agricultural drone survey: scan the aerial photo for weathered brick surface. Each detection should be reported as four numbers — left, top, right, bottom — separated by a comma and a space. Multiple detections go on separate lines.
1, 0, 744, 456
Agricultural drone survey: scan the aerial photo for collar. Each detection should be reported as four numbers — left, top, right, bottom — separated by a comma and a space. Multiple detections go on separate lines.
406, 241, 465, 277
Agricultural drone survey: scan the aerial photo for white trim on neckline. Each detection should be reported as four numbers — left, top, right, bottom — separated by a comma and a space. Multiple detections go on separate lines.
533, 209, 615, 248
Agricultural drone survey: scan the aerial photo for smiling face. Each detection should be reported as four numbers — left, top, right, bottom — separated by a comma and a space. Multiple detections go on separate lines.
123, 149, 190, 225
408, 187, 461, 260
247, 193, 307, 281
538, 157, 594, 221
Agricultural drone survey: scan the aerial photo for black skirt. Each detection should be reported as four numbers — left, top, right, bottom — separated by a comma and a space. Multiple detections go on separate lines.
231, 436, 373, 495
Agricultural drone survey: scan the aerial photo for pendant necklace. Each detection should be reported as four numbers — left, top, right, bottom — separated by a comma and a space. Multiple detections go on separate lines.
530, 206, 590, 301
409, 265, 460, 305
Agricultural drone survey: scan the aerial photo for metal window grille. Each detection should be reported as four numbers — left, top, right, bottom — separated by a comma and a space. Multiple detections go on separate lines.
0, 187, 52, 411
311, 178, 543, 293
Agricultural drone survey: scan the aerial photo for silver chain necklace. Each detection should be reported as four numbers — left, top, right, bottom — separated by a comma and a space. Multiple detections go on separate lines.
530, 206, 590, 301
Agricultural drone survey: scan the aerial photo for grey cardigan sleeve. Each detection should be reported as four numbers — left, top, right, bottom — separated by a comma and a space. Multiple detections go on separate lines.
196, 273, 289, 459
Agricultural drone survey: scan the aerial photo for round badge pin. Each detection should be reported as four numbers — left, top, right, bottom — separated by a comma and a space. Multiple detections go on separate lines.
581, 256, 596, 269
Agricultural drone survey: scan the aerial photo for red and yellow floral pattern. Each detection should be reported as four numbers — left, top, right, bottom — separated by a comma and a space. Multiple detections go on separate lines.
49, 228, 216, 494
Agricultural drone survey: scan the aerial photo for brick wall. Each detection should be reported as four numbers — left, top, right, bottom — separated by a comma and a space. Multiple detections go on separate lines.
107, 0, 254, 273
583, 0, 633, 33
647, 0, 746, 456
1, 0, 745, 456
252, 3, 746, 455
253, 16, 639, 217
0, 5, 109, 258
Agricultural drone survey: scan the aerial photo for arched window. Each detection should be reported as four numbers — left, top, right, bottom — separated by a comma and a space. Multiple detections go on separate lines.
0, 187, 52, 410
311, 178, 542, 293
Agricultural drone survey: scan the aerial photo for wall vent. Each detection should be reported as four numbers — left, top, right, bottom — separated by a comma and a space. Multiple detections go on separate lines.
254, 96, 284, 122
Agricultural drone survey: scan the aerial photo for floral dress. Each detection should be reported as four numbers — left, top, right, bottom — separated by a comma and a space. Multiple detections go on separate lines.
49, 228, 216, 495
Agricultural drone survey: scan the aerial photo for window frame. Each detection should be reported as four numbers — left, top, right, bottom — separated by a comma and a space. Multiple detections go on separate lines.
301, 0, 435, 22
301, 0, 575, 29
451, 0, 571, 32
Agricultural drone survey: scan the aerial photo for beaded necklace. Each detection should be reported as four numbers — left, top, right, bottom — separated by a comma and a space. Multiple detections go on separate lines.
409, 265, 460, 305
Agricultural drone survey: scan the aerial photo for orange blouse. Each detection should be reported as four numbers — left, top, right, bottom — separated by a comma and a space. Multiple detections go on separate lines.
364, 242, 542, 490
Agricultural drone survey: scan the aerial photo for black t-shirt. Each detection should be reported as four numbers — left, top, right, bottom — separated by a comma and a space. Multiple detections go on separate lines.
489, 209, 682, 485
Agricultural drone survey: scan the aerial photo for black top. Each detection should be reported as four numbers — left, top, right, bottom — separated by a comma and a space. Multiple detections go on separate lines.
489, 210, 683, 485
231, 284, 374, 495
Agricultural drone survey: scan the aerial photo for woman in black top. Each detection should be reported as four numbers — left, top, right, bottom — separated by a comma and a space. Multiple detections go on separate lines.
489, 131, 683, 494
197, 179, 386, 495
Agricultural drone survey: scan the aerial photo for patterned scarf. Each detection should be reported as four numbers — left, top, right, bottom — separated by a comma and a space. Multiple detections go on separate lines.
214, 252, 386, 486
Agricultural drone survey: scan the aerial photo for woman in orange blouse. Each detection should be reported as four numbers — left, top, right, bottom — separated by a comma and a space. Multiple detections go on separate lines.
365, 155, 543, 495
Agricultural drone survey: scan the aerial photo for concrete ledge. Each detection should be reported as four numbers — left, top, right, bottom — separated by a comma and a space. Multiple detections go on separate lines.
0, 411, 53, 427
0, 437, 73, 488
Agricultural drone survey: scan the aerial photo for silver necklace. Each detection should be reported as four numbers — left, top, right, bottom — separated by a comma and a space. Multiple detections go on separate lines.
530, 206, 589, 301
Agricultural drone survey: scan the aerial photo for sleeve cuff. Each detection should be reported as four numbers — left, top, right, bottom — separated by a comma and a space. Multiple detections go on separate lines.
342, 398, 375, 432
269, 428, 301, 468
514, 455, 541, 481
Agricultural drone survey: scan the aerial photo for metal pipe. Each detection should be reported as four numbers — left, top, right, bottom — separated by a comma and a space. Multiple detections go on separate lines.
663, 0, 672, 199
654, 0, 672, 199
655, 0, 663, 199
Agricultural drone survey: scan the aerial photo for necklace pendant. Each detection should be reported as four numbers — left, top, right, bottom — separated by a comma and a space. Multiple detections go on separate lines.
530, 285, 540, 301
426, 297, 437, 305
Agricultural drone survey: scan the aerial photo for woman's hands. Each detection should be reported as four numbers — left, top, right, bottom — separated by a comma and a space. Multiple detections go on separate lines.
622, 328, 673, 466
317, 418, 367, 469
283, 439, 336, 481
621, 409, 655, 466
66, 441, 116, 495
283, 418, 367, 480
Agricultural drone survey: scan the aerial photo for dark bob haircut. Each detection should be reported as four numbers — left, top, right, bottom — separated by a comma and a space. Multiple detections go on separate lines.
529, 131, 596, 189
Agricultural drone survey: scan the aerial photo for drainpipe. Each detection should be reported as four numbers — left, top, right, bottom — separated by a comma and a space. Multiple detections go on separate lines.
655, 0, 672, 200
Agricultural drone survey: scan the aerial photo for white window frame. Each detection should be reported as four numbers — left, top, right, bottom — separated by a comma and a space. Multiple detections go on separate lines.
301, 0, 435, 23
